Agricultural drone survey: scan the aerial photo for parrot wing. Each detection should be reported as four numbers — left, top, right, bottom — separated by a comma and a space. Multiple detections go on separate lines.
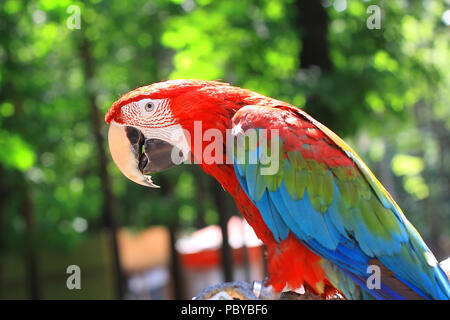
230, 104, 450, 300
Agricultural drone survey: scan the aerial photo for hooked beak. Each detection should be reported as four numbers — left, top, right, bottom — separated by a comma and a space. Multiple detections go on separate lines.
108, 122, 184, 188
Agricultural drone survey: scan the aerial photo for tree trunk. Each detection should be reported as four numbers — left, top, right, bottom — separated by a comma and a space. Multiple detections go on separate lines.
293, 0, 338, 130
168, 222, 184, 299
212, 181, 234, 282
413, 102, 444, 257
194, 170, 207, 230
155, 174, 184, 299
79, 32, 125, 300
238, 206, 251, 283
0, 167, 5, 298
22, 183, 41, 299
294, 0, 333, 71
431, 120, 450, 259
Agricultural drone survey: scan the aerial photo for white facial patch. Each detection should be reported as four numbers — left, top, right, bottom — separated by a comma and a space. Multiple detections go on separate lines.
121, 98, 177, 128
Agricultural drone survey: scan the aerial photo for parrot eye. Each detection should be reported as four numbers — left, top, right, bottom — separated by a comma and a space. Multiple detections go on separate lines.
144, 102, 155, 112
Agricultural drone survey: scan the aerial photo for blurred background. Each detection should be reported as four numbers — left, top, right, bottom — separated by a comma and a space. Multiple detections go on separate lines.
0, 0, 449, 299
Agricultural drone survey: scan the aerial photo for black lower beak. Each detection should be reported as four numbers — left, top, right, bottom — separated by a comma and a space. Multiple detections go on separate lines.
125, 126, 183, 174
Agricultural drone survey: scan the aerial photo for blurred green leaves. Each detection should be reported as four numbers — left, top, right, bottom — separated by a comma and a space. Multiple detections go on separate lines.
404, 176, 429, 200
392, 154, 428, 200
392, 154, 424, 177
0, 102, 14, 117
0, 131, 35, 171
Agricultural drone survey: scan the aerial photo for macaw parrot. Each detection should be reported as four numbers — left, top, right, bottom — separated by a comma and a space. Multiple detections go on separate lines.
105, 79, 450, 300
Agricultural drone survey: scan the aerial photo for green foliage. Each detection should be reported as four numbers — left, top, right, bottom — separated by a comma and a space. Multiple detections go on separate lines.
0, 130, 35, 171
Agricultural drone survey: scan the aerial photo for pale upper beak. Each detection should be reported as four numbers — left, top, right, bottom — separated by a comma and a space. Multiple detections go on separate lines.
108, 121, 159, 188
108, 121, 188, 188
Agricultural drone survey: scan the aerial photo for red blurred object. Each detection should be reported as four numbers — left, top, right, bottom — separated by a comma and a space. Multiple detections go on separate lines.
177, 216, 264, 269
181, 245, 263, 269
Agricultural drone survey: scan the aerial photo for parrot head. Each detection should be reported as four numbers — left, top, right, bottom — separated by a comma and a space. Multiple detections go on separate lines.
105, 79, 273, 188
